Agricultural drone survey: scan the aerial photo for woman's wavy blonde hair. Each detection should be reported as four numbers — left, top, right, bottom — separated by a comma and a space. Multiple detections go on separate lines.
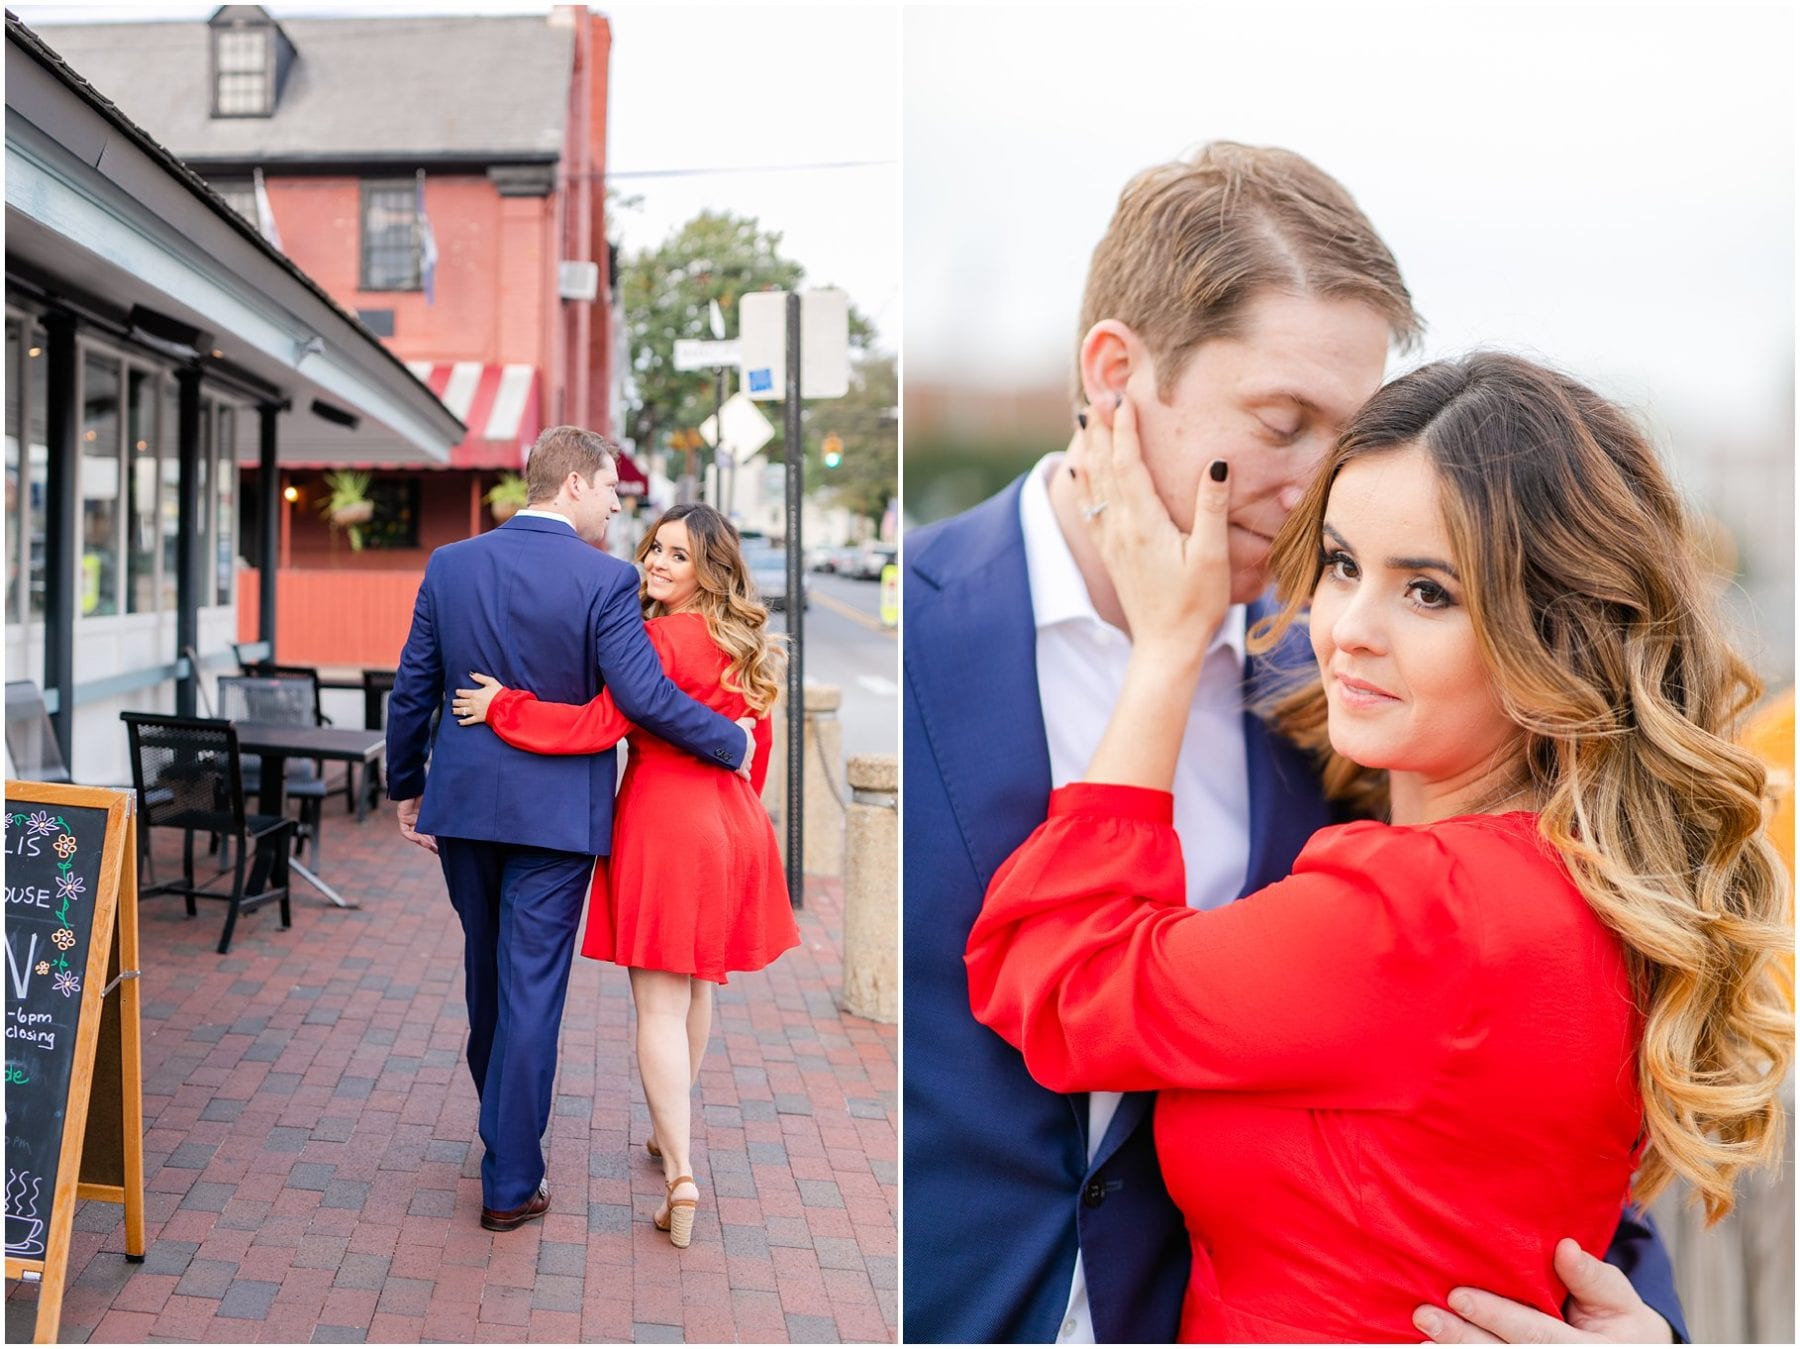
1251, 352, 1792, 1223
635, 504, 786, 715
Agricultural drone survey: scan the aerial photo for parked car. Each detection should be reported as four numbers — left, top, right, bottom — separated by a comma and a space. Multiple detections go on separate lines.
850, 544, 896, 580
744, 542, 808, 611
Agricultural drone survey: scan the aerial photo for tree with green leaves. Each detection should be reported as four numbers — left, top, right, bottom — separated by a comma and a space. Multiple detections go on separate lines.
618, 209, 879, 502
807, 353, 897, 526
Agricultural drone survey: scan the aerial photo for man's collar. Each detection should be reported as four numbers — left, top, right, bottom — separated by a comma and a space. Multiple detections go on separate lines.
513, 507, 576, 531
1020, 451, 1247, 663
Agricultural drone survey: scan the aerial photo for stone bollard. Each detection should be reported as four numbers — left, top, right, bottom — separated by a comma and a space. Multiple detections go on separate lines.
803, 685, 846, 878
841, 753, 897, 1023
761, 684, 847, 879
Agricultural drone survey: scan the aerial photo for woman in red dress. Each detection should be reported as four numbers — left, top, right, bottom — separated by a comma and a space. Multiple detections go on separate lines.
452, 503, 797, 1248
966, 355, 1790, 1341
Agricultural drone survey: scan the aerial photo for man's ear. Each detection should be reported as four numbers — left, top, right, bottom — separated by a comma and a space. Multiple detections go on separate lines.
1078, 321, 1142, 429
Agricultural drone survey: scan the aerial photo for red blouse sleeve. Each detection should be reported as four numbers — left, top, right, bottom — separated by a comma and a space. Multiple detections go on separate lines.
751, 712, 772, 796
485, 685, 633, 754
482, 620, 686, 755
964, 781, 1481, 1110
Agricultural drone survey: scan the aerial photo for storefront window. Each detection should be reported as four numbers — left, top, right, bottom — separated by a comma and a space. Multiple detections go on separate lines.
196, 398, 212, 599
27, 330, 47, 620
6, 321, 20, 624
363, 477, 421, 549
80, 354, 122, 617
215, 405, 236, 604
159, 446, 180, 612
127, 370, 159, 613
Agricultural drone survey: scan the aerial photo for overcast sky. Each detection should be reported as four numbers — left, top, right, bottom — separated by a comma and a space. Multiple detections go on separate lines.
16, 1, 901, 350
905, 5, 1793, 443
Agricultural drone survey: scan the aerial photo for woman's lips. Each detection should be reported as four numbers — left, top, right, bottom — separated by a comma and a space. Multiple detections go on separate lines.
1333, 673, 1400, 708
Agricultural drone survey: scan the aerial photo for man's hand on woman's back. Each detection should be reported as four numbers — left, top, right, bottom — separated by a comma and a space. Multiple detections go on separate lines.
1414, 1239, 1673, 1344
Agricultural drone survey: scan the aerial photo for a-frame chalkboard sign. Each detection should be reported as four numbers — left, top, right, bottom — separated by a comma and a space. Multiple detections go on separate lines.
4, 781, 145, 1344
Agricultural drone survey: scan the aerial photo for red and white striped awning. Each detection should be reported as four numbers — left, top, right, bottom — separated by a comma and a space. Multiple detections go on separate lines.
406, 361, 544, 468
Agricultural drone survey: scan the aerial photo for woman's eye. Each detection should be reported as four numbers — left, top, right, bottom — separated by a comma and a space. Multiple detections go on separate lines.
1408, 579, 1453, 610
1323, 550, 1358, 581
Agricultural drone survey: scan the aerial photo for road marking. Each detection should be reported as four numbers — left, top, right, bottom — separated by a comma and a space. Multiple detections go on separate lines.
809, 586, 896, 636
857, 675, 899, 698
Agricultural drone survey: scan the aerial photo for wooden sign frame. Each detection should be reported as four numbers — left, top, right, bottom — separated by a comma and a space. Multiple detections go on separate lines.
4, 781, 145, 1344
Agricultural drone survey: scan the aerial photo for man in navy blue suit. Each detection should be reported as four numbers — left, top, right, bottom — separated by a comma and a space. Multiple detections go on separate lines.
903, 144, 1687, 1344
387, 426, 751, 1232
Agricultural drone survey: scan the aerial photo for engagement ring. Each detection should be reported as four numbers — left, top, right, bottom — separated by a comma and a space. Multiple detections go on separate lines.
1081, 500, 1108, 521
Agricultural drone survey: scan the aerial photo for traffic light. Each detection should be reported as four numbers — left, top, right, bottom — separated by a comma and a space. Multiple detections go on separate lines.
822, 433, 843, 468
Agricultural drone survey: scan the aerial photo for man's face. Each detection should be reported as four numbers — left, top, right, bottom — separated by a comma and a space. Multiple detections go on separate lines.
1125, 291, 1391, 604
572, 461, 622, 545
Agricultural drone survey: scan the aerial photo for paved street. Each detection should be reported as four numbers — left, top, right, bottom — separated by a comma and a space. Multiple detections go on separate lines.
773, 573, 898, 763
5, 803, 896, 1344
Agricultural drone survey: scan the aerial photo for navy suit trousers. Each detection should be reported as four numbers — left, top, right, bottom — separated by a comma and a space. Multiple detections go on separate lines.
437, 838, 593, 1210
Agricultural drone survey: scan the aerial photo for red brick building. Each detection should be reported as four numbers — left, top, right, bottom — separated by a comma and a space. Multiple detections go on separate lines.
43, 4, 632, 664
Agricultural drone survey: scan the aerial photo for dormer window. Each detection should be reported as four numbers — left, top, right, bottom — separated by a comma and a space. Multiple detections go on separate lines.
213, 25, 271, 116
208, 6, 296, 120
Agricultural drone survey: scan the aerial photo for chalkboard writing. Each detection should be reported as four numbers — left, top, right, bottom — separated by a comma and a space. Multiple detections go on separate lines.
4, 800, 108, 1263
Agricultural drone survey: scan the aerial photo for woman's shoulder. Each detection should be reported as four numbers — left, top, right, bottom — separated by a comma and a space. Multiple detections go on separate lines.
1299, 813, 1600, 962
645, 611, 730, 672
1294, 813, 1567, 907
646, 611, 718, 647
1305, 811, 1549, 862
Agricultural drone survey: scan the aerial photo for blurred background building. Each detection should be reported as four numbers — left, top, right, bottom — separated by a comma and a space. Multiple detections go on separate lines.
37, 4, 620, 668
5, 9, 464, 782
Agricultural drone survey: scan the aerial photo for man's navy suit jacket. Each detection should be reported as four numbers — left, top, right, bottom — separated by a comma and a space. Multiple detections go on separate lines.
900, 477, 1686, 1344
386, 514, 745, 855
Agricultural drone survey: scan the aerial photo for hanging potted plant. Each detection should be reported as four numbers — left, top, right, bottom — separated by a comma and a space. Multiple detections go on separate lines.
485, 472, 529, 523
320, 469, 374, 550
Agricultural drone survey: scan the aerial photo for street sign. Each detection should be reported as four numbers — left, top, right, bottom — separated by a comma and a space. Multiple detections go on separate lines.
699, 392, 776, 463
673, 338, 741, 373
739, 289, 850, 401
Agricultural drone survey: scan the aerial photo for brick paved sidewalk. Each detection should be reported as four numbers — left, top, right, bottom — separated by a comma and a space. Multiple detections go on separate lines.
6, 801, 897, 1344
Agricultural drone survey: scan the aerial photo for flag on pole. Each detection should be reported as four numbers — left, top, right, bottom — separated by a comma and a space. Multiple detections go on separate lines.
415, 168, 438, 305
252, 166, 282, 251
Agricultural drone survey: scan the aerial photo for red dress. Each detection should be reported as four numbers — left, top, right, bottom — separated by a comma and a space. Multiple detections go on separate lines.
485, 611, 797, 983
966, 782, 1643, 1344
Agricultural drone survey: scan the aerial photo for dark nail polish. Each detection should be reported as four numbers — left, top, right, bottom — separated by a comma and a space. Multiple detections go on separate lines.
1068, 466, 1077, 479
1209, 459, 1228, 482
1077, 411, 1088, 430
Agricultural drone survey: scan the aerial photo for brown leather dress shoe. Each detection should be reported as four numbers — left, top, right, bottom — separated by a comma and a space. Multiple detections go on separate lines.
480, 1180, 549, 1232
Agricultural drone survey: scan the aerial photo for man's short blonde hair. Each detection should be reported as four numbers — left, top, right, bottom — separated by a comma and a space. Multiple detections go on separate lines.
1079, 142, 1422, 396
525, 425, 615, 504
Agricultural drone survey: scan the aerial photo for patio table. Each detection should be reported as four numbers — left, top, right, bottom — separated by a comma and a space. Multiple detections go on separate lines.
230, 721, 386, 909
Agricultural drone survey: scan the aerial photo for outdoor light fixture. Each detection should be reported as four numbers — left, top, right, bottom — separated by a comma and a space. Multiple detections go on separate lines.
282, 485, 299, 503
310, 398, 359, 430
126, 304, 212, 360
27, 346, 40, 358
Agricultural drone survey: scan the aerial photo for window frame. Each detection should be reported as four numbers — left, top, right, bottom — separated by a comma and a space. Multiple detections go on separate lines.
76, 343, 125, 622
210, 22, 275, 119
358, 179, 424, 293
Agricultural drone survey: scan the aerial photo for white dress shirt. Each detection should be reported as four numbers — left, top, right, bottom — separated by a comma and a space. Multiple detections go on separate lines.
511, 507, 576, 530
1019, 453, 1251, 1343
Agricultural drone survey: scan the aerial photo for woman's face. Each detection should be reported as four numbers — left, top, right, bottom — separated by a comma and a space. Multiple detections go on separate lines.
1307, 448, 1519, 820
644, 519, 702, 611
